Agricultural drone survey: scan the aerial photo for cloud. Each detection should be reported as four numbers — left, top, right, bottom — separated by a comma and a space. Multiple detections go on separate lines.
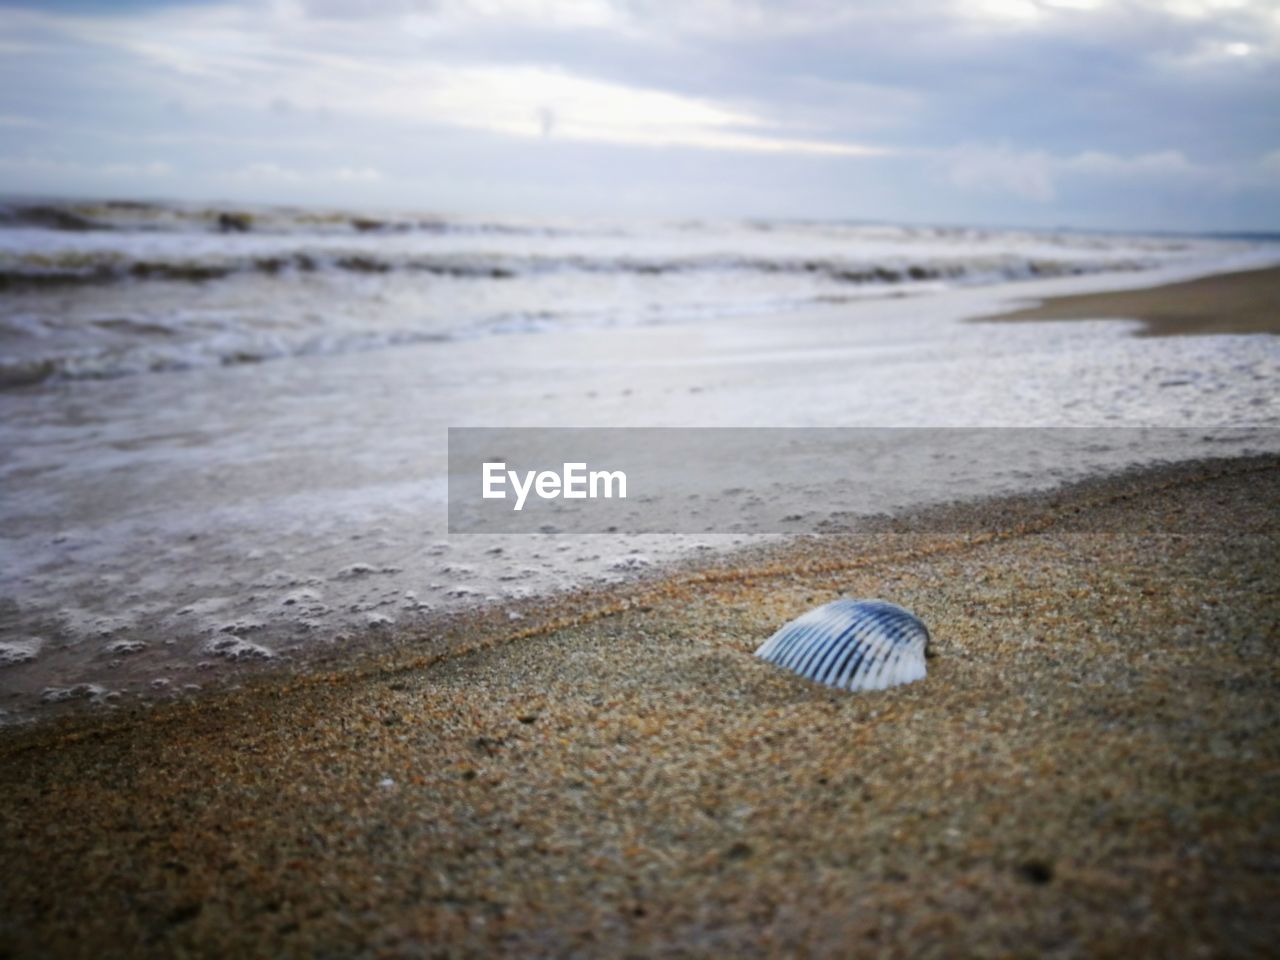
0, 155, 172, 178
940, 144, 1257, 203
301, 0, 627, 30
0, 113, 44, 128
944, 144, 1057, 201
0, 0, 1278, 227
343, 62, 887, 154
100, 159, 173, 177
1063, 149, 1203, 179
2, 4, 891, 159
0, 155, 81, 176
226, 162, 382, 183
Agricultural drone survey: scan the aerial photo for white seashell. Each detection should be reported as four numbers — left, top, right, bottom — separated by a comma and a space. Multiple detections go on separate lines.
755, 599, 929, 692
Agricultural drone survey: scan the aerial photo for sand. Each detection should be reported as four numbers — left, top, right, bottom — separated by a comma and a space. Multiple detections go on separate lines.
1, 455, 1277, 958
976, 265, 1280, 336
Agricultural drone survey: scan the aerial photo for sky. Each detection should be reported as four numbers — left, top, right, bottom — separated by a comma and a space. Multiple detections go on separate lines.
0, 0, 1277, 231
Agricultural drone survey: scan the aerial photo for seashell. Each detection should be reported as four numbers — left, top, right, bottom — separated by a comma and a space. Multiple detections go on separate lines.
755, 599, 929, 692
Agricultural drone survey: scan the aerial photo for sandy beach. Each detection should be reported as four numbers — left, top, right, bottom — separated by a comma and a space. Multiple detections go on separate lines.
1, 226, 1278, 957
2, 454, 1277, 958
978, 264, 1280, 337
5, 0, 1280, 955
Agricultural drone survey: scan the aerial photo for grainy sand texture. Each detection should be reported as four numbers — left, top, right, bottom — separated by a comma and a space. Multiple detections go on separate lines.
977, 265, 1280, 336
1, 456, 1277, 958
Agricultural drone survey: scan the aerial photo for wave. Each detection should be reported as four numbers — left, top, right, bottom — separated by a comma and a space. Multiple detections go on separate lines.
0, 253, 1172, 390
0, 327, 455, 388
3, 199, 1266, 391
0, 248, 1158, 291
0, 200, 583, 238
3, 200, 1234, 252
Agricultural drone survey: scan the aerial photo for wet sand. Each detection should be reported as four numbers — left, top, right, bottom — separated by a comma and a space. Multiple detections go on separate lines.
977, 265, 1280, 336
1, 455, 1278, 958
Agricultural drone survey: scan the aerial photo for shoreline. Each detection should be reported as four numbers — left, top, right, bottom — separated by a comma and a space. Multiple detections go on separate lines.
3, 256, 1277, 721
3, 453, 1278, 956
9, 446, 1275, 736
975, 264, 1280, 336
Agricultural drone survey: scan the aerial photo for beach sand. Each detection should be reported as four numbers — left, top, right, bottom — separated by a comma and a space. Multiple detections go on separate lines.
2, 455, 1277, 958
977, 264, 1280, 336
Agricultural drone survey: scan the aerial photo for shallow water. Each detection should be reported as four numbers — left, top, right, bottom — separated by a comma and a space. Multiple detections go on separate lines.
1, 199, 1278, 727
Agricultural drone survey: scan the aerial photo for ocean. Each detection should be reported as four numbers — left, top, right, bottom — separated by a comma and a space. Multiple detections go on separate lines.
1, 197, 1277, 726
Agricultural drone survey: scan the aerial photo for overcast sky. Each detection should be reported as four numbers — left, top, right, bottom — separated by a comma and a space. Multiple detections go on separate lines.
0, 0, 1277, 230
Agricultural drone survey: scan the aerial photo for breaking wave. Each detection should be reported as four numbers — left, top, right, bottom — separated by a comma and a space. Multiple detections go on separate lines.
0, 247, 1158, 290
1, 197, 1269, 389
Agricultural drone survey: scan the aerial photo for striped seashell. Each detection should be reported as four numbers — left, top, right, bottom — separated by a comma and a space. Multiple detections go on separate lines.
755, 599, 930, 692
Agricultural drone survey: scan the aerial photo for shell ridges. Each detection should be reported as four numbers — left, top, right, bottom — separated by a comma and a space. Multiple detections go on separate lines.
755, 598, 929, 693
